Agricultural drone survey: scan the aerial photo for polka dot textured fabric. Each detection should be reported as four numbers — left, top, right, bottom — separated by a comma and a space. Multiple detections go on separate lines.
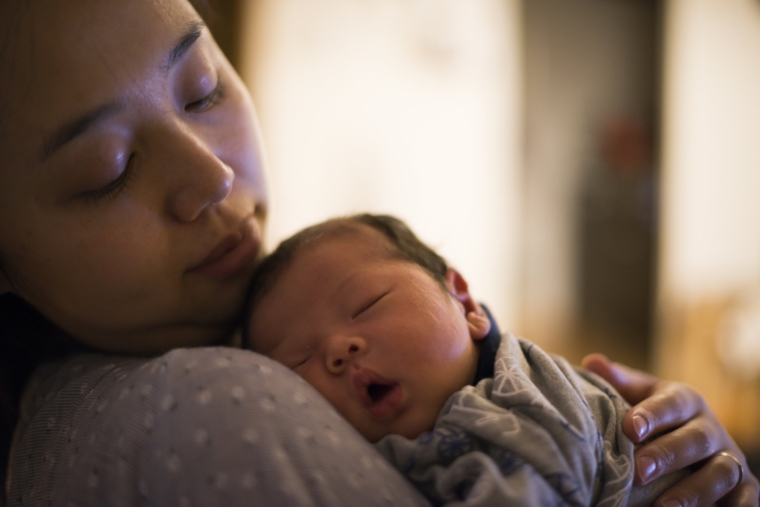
7, 348, 429, 507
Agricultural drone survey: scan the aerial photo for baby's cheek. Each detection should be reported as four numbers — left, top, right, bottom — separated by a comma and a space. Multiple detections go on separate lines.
301, 371, 350, 414
297, 368, 328, 397
399, 405, 439, 440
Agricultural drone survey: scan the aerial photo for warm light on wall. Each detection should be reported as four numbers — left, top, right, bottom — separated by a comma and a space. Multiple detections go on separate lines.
240, 0, 524, 329
656, 0, 760, 449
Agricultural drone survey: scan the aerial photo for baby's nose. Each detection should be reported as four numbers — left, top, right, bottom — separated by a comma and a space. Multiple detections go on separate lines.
325, 336, 367, 374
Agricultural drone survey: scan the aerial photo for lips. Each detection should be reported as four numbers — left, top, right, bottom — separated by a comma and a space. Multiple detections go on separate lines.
189, 217, 261, 277
353, 369, 404, 420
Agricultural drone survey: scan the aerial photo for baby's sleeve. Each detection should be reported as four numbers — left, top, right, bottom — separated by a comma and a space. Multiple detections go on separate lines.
8, 347, 429, 507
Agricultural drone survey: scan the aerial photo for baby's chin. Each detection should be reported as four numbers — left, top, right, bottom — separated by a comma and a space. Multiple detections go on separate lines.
362, 412, 437, 442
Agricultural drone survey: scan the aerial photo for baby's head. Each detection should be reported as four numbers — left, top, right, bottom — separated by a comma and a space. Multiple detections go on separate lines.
245, 214, 491, 442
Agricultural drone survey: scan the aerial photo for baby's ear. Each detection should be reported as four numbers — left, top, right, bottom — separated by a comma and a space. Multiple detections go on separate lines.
466, 311, 491, 340
443, 268, 491, 341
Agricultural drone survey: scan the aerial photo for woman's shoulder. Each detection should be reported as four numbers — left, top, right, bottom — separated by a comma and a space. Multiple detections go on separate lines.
9, 348, 429, 507
14, 347, 285, 442
10, 348, 280, 504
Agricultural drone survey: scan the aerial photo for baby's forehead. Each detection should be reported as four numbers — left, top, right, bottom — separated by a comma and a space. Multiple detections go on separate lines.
293, 223, 397, 262
246, 223, 396, 342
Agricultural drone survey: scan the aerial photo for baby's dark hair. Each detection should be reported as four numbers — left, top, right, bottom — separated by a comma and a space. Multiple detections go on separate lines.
244, 214, 449, 337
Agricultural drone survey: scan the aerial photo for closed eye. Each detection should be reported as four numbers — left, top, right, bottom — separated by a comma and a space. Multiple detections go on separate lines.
81, 153, 137, 203
293, 349, 314, 368
352, 291, 390, 319
186, 76, 224, 113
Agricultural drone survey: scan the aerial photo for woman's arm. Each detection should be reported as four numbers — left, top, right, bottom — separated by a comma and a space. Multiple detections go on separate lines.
583, 354, 760, 507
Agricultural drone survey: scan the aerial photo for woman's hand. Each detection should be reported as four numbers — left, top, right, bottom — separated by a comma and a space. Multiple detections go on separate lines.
582, 354, 760, 507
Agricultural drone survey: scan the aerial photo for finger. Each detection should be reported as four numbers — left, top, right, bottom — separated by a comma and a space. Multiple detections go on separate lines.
634, 418, 722, 485
623, 382, 706, 443
654, 453, 746, 507
718, 478, 760, 507
581, 353, 657, 404
716, 448, 760, 507
582, 356, 708, 443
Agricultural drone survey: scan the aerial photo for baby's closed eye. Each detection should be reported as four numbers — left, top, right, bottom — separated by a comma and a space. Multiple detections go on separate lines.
351, 291, 390, 319
293, 355, 311, 368
289, 347, 316, 369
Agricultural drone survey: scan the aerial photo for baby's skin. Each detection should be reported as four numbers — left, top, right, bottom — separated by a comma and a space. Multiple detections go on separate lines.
246, 218, 491, 442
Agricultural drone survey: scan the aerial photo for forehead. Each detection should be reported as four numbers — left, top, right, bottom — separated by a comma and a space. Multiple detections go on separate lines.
248, 227, 395, 342
0, 0, 199, 154
284, 225, 395, 288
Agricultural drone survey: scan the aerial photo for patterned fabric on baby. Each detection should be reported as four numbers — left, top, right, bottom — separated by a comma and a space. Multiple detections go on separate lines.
375, 333, 681, 507
7, 348, 430, 507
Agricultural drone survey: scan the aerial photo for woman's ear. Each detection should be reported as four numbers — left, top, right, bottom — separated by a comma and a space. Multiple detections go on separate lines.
444, 268, 491, 340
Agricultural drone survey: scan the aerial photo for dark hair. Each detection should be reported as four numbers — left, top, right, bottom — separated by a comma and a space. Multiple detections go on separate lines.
0, 2, 28, 140
244, 213, 450, 339
0, 296, 93, 505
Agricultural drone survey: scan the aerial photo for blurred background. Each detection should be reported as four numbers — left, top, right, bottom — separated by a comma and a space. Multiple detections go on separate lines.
206, 0, 760, 463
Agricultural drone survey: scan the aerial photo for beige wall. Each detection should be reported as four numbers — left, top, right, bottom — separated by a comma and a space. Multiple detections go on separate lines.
660, 0, 760, 304
239, 0, 523, 329
657, 0, 760, 448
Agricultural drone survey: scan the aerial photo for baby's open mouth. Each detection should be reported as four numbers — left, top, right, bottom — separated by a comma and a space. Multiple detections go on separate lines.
353, 369, 404, 419
367, 383, 394, 404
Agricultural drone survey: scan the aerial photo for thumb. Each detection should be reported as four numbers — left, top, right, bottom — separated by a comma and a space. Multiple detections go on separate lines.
581, 353, 656, 405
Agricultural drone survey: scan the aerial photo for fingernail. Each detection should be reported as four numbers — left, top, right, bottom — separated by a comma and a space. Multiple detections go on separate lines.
658, 499, 682, 507
637, 455, 657, 483
632, 414, 649, 440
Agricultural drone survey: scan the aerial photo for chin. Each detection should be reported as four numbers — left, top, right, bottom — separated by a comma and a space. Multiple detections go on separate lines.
396, 414, 436, 441
83, 320, 236, 356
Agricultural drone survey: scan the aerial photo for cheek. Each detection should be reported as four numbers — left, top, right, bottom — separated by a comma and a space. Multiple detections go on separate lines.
405, 299, 470, 361
298, 366, 327, 397
219, 79, 268, 204
299, 368, 347, 412
8, 207, 171, 303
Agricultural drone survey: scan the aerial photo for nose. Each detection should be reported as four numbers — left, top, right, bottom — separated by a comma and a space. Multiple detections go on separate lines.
325, 335, 367, 375
162, 124, 235, 222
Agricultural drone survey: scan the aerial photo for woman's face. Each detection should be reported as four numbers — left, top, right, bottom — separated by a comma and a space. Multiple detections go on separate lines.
0, 0, 269, 353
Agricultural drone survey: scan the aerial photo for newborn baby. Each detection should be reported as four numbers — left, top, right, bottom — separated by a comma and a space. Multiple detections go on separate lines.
244, 214, 683, 506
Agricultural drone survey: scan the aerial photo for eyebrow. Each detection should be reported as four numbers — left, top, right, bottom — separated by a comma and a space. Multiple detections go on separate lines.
39, 21, 206, 163
162, 21, 205, 72
39, 101, 126, 162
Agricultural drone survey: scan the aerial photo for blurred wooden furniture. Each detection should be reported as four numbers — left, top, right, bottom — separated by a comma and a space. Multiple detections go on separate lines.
656, 297, 760, 453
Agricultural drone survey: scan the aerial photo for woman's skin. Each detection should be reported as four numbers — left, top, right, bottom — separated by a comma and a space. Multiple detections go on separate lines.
0, 1, 756, 506
585, 355, 760, 507
0, 0, 268, 354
